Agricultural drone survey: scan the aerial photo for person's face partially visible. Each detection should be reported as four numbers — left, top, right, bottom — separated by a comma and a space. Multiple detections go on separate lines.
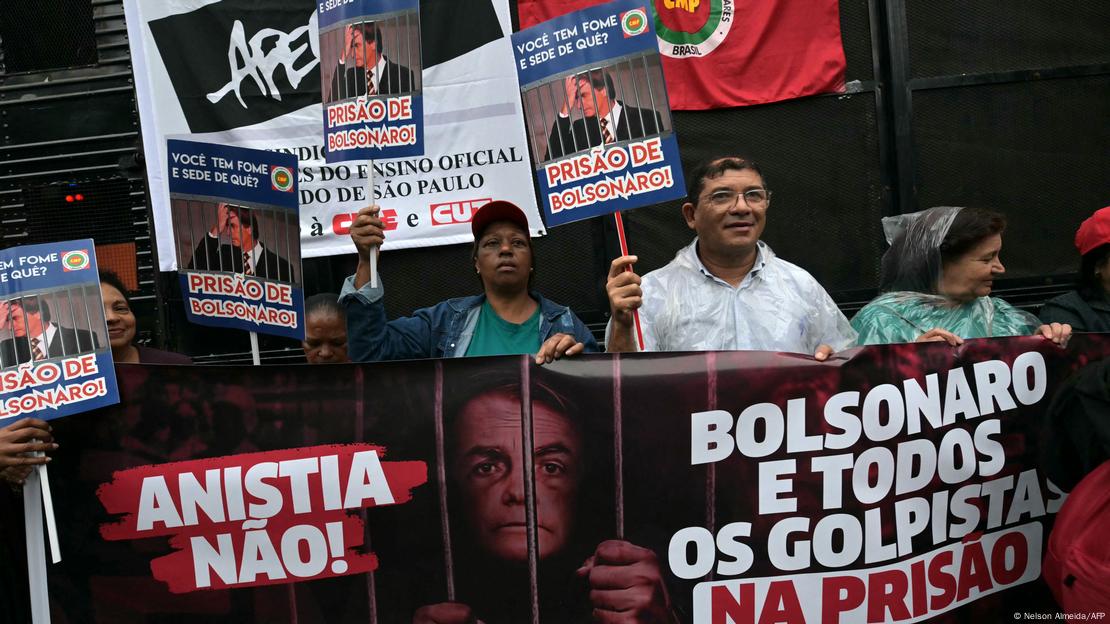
684, 168, 769, 260
101, 283, 136, 350
228, 211, 254, 249
2, 302, 23, 337
1, 303, 43, 338
938, 233, 1005, 303
351, 29, 366, 67
474, 221, 532, 295
576, 77, 611, 118
346, 28, 379, 69
302, 311, 349, 363
453, 391, 582, 563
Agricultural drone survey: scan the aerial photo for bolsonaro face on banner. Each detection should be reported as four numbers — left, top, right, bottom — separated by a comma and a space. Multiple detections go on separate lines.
451, 386, 583, 562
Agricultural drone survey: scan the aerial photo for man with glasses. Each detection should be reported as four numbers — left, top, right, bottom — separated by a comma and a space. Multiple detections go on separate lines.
604, 156, 856, 357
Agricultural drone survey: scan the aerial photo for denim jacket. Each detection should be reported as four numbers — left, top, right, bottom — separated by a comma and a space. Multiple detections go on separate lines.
339, 275, 599, 362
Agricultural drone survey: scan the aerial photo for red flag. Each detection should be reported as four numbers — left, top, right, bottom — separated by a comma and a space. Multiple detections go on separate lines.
518, 0, 846, 110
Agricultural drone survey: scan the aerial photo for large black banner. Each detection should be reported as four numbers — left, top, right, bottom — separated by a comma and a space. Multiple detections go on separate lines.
17, 335, 1110, 622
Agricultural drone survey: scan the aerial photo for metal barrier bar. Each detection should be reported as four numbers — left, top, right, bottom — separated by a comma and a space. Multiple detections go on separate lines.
433, 360, 457, 600
639, 56, 661, 134
520, 356, 540, 624
613, 355, 625, 539
544, 80, 569, 159
353, 366, 379, 623
705, 352, 717, 581
587, 69, 605, 144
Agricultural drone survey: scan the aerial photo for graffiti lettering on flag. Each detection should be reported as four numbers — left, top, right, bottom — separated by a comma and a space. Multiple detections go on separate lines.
206, 11, 320, 108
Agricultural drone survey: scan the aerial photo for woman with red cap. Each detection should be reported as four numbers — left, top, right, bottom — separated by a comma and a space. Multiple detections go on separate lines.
1040, 207, 1110, 332
339, 201, 598, 363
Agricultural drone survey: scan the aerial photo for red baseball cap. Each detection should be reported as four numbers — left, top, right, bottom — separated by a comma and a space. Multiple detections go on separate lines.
470, 200, 530, 239
1075, 206, 1110, 255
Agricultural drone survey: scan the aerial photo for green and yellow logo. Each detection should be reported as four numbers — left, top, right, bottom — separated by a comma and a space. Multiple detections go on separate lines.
271, 166, 294, 192
61, 250, 90, 272
653, 0, 734, 58
621, 8, 649, 37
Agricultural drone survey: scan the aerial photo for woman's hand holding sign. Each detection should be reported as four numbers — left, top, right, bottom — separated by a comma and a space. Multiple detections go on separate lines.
351, 204, 386, 289
351, 204, 386, 252
1036, 322, 1072, 346
0, 417, 57, 487
535, 332, 586, 365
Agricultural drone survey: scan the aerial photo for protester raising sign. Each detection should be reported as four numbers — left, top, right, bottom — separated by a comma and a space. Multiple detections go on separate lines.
318, 0, 424, 161
512, 0, 686, 227
40, 335, 1110, 621
167, 139, 305, 340
0, 240, 119, 422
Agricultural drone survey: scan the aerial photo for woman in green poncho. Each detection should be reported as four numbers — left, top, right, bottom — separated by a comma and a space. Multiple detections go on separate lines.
852, 206, 1072, 346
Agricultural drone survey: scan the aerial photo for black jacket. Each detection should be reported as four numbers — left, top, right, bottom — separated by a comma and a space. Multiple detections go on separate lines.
545, 103, 663, 161
1039, 290, 1110, 333
1042, 355, 1110, 490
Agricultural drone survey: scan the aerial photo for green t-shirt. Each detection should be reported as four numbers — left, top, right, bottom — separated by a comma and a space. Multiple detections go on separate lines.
465, 300, 542, 357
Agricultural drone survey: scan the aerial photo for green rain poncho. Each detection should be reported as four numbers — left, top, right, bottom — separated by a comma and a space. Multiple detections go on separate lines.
852, 207, 1039, 345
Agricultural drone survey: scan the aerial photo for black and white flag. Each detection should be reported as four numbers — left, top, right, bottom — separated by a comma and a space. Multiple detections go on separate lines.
124, 0, 541, 268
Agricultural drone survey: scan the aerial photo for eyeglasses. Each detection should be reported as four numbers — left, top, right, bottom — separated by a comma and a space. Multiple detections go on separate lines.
703, 188, 771, 209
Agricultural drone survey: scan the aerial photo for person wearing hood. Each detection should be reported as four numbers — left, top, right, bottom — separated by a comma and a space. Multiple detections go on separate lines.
851, 206, 1070, 345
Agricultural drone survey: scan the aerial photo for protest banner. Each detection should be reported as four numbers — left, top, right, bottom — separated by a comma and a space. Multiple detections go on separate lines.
168, 139, 305, 341
123, 0, 542, 266
318, 0, 424, 161
0, 240, 118, 422
35, 334, 1110, 622
519, 0, 847, 111
512, 0, 686, 227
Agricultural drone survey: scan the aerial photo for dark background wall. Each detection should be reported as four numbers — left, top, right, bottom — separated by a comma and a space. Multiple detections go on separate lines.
1, 0, 1107, 362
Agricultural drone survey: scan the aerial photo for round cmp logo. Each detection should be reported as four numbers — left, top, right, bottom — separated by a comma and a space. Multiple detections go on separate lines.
271, 166, 294, 192
621, 8, 649, 37
654, 0, 734, 58
61, 250, 90, 272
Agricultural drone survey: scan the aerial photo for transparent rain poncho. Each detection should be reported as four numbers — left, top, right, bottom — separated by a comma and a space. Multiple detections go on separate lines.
626, 240, 857, 354
852, 206, 1039, 345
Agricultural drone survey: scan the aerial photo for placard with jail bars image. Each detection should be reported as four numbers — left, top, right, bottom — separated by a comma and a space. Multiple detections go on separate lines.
171, 200, 301, 285
167, 139, 305, 340
0, 239, 119, 422
318, 0, 425, 161
512, 0, 686, 226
